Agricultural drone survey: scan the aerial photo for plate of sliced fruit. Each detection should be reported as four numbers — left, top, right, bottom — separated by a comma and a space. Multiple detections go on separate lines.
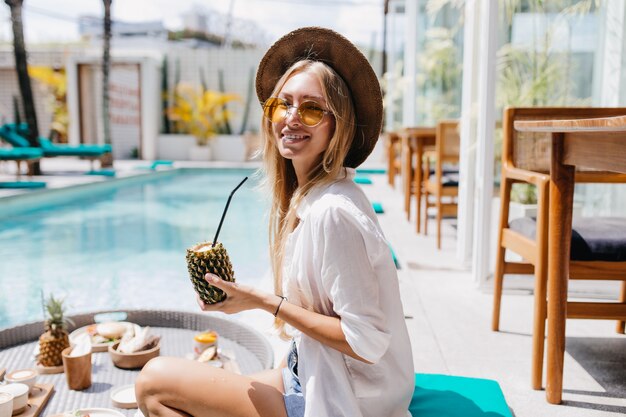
70, 322, 140, 352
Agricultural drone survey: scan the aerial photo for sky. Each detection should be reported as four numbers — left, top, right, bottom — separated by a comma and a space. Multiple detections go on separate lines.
0, 0, 384, 48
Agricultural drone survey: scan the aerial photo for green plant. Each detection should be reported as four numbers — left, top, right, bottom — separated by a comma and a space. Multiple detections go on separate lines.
28, 66, 68, 142
511, 183, 538, 205
168, 83, 239, 146
416, 26, 462, 124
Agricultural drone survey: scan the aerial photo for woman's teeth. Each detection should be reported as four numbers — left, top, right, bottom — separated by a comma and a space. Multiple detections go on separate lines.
282, 134, 308, 142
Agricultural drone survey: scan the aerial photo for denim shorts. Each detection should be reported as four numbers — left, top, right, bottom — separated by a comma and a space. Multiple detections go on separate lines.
282, 340, 305, 417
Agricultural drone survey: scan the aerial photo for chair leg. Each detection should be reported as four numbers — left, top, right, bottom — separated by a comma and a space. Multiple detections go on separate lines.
531, 256, 548, 390
617, 281, 626, 334
423, 191, 429, 235
436, 192, 442, 249
386, 141, 394, 187
492, 179, 512, 332
403, 147, 412, 221
531, 179, 550, 390
415, 174, 422, 235
492, 250, 506, 332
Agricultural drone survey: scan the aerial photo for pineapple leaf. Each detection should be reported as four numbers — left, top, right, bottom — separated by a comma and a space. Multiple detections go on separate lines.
42, 293, 73, 332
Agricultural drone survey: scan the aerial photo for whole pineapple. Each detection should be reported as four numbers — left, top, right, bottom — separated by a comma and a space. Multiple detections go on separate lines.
186, 242, 235, 304
38, 295, 71, 367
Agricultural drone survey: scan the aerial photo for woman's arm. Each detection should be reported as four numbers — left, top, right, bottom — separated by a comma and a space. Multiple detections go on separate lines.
198, 274, 370, 363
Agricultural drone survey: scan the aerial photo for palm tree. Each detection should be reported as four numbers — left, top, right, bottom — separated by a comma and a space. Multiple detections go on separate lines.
5, 0, 41, 174
102, 0, 112, 145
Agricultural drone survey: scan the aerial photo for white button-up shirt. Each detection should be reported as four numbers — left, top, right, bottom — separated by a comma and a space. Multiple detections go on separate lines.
283, 168, 414, 417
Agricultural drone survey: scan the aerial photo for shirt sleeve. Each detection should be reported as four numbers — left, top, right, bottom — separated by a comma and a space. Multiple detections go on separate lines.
312, 200, 392, 364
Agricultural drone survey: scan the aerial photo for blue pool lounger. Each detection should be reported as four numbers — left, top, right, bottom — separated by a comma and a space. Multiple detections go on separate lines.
137, 160, 174, 170
0, 124, 113, 168
410, 373, 512, 417
0, 147, 44, 180
0, 181, 46, 189
0, 147, 43, 161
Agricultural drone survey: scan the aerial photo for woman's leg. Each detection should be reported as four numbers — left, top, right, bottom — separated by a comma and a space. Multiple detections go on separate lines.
136, 356, 288, 417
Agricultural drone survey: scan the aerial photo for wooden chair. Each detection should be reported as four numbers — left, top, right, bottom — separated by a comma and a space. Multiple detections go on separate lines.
492, 107, 626, 390
384, 131, 401, 188
422, 120, 460, 249
399, 127, 437, 222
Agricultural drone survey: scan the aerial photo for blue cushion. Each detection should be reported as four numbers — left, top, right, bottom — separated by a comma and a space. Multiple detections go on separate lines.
428, 173, 459, 187
388, 244, 400, 269
151, 160, 173, 167
0, 181, 46, 189
356, 168, 386, 174
372, 202, 384, 214
38, 138, 112, 155
1, 125, 113, 156
354, 176, 373, 185
509, 216, 626, 261
410, 374, 512, 417
0, 148, 43, 160
0, 125, 31, 147
85, 169, 116, 177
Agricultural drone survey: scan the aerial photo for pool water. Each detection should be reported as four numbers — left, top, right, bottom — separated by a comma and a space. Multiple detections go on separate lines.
0, 169, 270, 330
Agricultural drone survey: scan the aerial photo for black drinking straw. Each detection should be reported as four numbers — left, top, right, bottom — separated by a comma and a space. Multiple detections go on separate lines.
212, 176, 248, 247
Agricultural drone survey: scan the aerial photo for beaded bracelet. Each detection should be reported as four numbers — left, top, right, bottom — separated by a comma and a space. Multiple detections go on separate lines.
274, 295, 287, 317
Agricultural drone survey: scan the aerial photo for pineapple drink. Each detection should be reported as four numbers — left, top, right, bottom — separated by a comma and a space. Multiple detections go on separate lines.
186, 242, 235, 304
187, 176, 247, 304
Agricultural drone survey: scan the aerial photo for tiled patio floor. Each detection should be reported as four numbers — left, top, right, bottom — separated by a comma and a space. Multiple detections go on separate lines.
1, 154, 624, 416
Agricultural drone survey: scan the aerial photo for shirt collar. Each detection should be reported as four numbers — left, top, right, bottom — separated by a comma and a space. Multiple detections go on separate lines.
295, 167, 355, 220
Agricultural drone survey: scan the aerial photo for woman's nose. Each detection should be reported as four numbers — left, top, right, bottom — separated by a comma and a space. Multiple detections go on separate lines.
285, 106, 300, 126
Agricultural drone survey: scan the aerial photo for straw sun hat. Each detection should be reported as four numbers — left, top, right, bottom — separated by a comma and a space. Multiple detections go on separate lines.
256, 26, 383, 168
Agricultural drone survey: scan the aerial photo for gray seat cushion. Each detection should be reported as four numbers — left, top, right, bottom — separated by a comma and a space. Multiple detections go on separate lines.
428, 173, 459, 187
509, 216, 626, 261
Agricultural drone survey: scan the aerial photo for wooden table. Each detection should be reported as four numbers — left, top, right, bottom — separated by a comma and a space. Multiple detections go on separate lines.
399, 127, 436, 228
514, 115, 626, 404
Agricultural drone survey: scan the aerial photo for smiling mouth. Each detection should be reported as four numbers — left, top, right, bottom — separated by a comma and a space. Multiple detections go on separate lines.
281, 134, 310, 143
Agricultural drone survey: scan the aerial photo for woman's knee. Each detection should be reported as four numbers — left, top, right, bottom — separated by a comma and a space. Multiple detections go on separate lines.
136, 357, 173, 401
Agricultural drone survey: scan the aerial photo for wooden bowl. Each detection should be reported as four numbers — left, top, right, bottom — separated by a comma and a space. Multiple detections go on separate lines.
108, 341, 160, 370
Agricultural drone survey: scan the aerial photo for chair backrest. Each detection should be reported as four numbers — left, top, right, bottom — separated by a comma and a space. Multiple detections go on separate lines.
0, 124, 30, 148
436, 120, 460, 165
503, 107, 626, 173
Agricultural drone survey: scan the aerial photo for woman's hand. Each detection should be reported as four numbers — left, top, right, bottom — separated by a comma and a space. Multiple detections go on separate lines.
198, 274, 370, 363
196, 273, 276, 314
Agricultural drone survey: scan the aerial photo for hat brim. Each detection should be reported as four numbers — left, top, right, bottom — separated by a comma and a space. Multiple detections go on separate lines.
256, 27, 382, 168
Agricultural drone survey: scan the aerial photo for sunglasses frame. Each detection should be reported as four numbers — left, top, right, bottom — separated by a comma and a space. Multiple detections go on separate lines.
262, 97, 332, 127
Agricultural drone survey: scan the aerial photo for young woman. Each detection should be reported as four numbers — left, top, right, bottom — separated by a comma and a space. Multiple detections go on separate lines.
136, 27, 414, 417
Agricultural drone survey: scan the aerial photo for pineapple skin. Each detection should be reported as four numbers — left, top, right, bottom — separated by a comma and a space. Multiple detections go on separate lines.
186, 242, 235, 304
38, 331, 70, 367
39, 294, 71, 367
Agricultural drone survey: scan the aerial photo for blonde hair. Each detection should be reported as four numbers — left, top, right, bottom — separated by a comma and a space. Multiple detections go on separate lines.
261, 60, 356, 335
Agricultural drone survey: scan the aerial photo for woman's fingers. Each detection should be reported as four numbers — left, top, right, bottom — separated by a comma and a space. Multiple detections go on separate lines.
196, 293, 226, 312
196, 294, 209, 310
200, 273, 260, 314
205, 273, 231, 290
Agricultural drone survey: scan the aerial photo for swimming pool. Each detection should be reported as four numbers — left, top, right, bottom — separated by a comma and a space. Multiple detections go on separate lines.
0, 169, 270, 330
